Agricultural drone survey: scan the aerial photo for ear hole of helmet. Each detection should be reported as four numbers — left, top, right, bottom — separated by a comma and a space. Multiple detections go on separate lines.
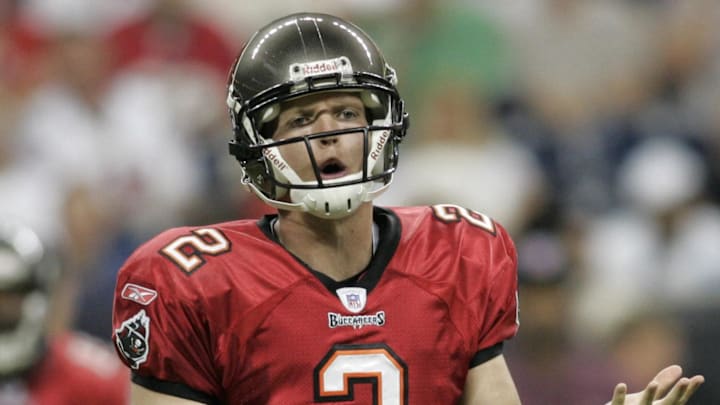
243, 159, 272, 195
363, 91, 390, 124
258, 119, 278, 139
243, 158, 292, 201
254, 104, 280, 138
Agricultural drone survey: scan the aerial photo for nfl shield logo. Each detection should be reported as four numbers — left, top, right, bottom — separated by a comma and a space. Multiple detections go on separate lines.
336, 287, 367, 314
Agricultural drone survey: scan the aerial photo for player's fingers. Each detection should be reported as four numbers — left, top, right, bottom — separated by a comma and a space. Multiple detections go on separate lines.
610, 383, 627, 405
640, 381, 659, 405
653, 365, 683, 398
662, 378, 690, 404
675, 375, 705, 405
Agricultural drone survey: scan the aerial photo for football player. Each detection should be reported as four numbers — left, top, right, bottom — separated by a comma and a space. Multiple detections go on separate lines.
0, 218, 129, 404
112, 12, 704, 404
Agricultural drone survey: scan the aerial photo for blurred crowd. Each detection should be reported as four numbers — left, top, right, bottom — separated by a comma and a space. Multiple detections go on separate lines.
1, 0, 719, 403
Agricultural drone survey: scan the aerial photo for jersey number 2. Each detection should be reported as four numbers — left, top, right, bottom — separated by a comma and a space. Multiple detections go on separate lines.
431, 204, 496, 235
160, 228, 231, 274
314, 344, 408, 404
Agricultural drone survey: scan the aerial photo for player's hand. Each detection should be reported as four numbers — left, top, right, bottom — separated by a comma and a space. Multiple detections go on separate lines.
606, 365, 704, 405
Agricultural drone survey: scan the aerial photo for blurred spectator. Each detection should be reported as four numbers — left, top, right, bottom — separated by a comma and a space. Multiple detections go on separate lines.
480, 0, 663, 219
490, 0, 660, 132
378, 79, 547, 234
505, 230, 617, 405
359, 0, 513, 118
608, 307, 689, 393
195, 0, 375, 38
15, 31, 123, 251
0, 218, 129, 403
374, 1, 543, 231
0, 68, 64, 247
574, 136, 720, 342
405, 0, 513, 104
13, 27, 210, 337
104, 0, 263, 226
0, 0, 49, 99
106, 0, 236, 79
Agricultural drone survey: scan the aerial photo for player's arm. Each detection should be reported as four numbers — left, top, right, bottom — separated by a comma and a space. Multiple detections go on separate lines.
132, 383, 206, 405
443, 208, 520, 404
459, 354, 521, 405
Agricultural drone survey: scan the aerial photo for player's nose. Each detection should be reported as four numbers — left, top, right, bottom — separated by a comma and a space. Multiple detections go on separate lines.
313, 114, 341, 145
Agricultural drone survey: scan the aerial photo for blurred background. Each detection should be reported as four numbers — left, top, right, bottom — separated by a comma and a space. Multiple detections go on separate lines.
1, 0, 718, 403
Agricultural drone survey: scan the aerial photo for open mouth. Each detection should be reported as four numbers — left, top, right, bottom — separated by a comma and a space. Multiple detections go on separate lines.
319, 158, 348, 180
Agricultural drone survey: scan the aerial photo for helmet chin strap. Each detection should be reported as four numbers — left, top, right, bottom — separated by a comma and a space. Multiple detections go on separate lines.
263, 129, 389, 219
245, 175, 392, 219
289, 172, 368, 219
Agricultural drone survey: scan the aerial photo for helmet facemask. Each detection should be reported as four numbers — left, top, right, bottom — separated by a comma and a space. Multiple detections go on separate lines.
229, 70, 407, 219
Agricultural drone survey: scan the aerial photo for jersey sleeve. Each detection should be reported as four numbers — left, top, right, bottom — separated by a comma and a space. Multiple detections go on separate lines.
112, 234, 223, 403
467, 222, 519, 367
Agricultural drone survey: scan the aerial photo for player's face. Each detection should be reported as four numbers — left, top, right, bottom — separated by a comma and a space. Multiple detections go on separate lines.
270, 92, 368, 183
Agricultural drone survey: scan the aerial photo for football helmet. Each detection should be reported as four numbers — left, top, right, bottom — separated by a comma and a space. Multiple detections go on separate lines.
227, 12, 409, 219
0, 219, 59, 378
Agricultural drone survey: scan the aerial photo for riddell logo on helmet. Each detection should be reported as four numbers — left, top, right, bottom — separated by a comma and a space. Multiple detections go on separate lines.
289, 57, 352, 81
263, 148, 288, 171
369, 131, 390, 161
303, 60, 340, 76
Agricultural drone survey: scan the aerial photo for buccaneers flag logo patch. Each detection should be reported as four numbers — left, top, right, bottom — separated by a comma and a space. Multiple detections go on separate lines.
115, 309, 150, 369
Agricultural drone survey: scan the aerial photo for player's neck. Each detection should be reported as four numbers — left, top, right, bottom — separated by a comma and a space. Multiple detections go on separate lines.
275, 203, 375, 281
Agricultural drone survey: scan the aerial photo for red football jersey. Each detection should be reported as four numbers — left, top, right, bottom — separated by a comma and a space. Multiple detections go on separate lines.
112, 205, 519, 404
1, 333, 130, 404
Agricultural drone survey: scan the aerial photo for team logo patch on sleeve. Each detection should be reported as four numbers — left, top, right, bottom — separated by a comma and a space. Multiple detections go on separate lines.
121, 283, 158, 305
115, 309, 150, 369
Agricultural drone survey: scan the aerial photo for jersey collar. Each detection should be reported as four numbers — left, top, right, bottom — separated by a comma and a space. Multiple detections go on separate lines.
256, 206, 401, 293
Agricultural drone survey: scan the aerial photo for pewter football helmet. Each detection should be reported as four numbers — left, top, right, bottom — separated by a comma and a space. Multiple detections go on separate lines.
227, 12, 408, 218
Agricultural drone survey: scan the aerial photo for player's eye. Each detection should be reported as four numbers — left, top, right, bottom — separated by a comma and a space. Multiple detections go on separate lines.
288, 115, 312, 128
338, 108, 360, 121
